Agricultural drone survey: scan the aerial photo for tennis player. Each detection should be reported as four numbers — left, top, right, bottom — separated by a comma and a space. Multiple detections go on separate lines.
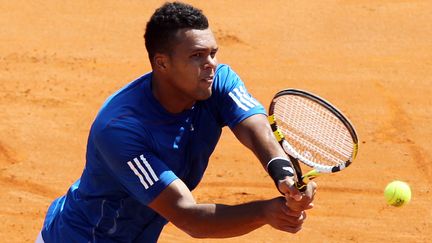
38, 2, 316, 242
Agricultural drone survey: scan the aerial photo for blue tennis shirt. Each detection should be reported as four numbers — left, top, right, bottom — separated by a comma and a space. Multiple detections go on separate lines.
41, 64, 266, 242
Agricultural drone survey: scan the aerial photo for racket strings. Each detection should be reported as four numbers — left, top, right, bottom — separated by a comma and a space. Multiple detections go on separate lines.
274, 96, 354, 166
281, 123, 348, 166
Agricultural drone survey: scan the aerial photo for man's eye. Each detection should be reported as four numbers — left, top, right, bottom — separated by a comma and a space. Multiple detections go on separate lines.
192, 53, 202, 57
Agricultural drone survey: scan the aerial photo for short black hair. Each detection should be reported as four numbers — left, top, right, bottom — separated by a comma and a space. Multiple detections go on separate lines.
144, 2, 209, 61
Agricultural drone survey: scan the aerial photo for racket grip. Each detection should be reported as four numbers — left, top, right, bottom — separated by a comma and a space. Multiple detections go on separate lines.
295, 170, 319, 192
294, 181, 307, 192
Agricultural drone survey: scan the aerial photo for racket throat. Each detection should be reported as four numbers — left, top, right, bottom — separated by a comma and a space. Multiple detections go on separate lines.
287, 155, 307, 192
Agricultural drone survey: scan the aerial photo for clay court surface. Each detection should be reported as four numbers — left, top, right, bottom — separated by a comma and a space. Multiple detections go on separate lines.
1, 0, 431, 242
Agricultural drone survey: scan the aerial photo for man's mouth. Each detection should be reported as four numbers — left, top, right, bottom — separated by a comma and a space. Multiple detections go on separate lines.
202, 76, 214, 83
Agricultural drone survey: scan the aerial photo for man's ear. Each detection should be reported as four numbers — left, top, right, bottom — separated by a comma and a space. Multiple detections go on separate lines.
154, 54, 168, 71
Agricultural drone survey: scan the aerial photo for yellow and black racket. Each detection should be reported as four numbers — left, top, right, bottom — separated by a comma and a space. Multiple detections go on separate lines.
268, 89, 358, 192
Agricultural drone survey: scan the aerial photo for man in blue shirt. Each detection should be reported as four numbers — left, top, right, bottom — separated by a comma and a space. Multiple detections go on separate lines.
39, 2, 316, 242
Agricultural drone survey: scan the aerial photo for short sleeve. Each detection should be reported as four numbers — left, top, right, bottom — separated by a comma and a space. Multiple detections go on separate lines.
213, 65, 267, 128
93, 122, 178, 205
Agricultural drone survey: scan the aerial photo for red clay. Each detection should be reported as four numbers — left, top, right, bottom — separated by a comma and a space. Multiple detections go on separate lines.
1, 1, 431, 242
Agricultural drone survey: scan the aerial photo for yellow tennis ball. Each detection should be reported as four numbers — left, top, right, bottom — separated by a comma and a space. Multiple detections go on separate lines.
384, 181, 411, 207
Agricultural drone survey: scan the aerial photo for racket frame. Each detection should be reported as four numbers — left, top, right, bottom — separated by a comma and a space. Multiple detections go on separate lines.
268, 89, 359, 191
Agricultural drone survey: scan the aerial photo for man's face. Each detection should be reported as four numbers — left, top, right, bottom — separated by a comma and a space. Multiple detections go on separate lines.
164, 28, 218, 102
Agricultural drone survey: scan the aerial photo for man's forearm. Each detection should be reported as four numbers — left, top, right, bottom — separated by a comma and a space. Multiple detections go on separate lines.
232, 114, 288, 169
175, 200, 268, 238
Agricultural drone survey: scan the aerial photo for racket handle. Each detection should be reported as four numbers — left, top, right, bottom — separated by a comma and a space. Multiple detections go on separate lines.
294, 181, 307, 192
296, 170, 319, 192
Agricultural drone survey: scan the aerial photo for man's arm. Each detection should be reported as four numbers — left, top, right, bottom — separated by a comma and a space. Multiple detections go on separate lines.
231, 113, 286, 169
148, 178, 306, 238
148, 113, 315, 238
231, 113, 313, 200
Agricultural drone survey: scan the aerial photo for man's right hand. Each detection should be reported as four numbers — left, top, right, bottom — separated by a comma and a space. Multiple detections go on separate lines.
263, 181, 316, 233
284, 181, 316, 211
277, 176, 303, 201
263, 196, 307, 233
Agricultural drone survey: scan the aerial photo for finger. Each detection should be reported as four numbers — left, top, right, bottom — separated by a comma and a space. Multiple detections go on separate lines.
292, 211, 307, 223
278, 177, 302, 201
280, 203, 303, 217
285, 195, 313, 211
279, 204, 307, 222
284, 211, 306, 223
305, 181, 317, 199
279, 224, 303, 234
277, 214, 304, 226
288, 182, 303, 201
304, 202, 314, 210
300, 211, 307, 221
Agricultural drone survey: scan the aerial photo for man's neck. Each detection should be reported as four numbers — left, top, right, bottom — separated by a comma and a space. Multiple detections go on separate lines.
151, 73, 195, 114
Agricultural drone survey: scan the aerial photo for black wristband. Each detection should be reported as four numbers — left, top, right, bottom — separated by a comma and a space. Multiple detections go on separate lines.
267, 157, 294, 188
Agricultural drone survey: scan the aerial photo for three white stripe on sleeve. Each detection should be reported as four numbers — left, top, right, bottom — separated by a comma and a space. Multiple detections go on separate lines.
127, 154, 159, 189
228, 86, 259, 111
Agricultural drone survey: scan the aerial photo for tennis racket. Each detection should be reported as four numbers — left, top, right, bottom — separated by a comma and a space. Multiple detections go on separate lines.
268, 89, 358, 192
